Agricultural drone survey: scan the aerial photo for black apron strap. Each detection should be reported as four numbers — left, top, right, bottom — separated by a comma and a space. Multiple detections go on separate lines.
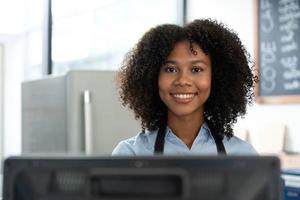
154, 125, 166, 154
211, 133, 226, 154
154, 126, 226, 155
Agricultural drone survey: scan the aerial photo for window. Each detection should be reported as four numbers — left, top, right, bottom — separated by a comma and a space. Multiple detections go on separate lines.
24, 0, 44, 80
51, 0, 182, 75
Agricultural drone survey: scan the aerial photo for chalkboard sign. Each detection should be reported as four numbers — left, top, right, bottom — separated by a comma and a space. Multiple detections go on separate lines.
256, 0, 300, 103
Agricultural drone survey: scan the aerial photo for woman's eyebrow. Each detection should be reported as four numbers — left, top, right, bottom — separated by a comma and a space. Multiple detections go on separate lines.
163, 59, 209, 65
191, 59, 209, 65
163, 60, 177, 65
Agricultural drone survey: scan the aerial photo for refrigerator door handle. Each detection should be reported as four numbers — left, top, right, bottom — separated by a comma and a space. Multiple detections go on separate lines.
83, 90, 93, 154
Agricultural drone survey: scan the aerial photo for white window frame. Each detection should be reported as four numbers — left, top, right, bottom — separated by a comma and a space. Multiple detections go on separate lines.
0, 44, 3, 172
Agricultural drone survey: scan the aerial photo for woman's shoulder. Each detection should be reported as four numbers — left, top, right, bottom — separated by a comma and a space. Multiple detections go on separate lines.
111, 135, 137, 156
111, 130, 158, 156
224, 135, 258, 155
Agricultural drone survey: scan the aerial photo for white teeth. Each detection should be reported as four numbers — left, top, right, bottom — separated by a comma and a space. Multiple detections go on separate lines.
173, 94, 195, 99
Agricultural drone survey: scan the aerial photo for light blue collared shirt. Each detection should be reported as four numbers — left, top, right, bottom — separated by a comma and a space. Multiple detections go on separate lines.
112, 123, 257, 156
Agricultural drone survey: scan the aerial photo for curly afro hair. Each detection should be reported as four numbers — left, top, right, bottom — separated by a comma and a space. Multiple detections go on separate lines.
117, 19, 256, 138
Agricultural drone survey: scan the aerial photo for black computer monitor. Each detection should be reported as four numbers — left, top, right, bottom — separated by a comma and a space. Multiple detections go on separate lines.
2, 156, 282, 200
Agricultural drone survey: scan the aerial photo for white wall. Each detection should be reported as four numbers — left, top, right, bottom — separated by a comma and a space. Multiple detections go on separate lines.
188, 0, 300, 152
3, 36, 25, 157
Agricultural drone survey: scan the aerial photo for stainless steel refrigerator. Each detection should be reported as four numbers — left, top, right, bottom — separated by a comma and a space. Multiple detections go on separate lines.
22, 70, 140, 155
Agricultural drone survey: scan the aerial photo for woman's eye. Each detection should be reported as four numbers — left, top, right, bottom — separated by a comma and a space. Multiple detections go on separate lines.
164, 66, 177, 73
191, 67, 203, 73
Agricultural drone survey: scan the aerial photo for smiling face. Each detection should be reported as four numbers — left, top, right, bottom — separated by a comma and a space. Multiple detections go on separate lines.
158, 40, 212, 120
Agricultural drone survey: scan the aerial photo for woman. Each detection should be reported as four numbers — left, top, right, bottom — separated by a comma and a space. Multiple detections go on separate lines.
112, 19, 257, 155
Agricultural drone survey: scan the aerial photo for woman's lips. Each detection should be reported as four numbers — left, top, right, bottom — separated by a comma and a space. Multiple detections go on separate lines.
170, 93, 198, 103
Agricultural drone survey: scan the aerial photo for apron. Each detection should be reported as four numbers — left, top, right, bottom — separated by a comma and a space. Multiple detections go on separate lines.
154, 125, 226, 155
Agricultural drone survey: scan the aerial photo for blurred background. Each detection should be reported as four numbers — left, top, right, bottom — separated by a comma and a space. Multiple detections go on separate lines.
0, 0, 300, 173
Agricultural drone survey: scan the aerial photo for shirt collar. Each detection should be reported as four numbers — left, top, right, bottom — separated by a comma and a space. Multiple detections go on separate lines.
165, 122, 214, 143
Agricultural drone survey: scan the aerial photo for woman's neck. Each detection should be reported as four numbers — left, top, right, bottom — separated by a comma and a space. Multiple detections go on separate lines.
167, 112, 204, 149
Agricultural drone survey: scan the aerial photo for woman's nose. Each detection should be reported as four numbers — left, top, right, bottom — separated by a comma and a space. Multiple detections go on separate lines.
174, 71, 192, 87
